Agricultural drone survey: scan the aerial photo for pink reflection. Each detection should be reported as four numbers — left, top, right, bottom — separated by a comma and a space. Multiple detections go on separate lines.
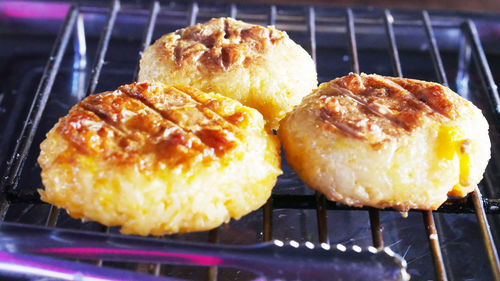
36, 247, 223, 266
0, 1, 69, 19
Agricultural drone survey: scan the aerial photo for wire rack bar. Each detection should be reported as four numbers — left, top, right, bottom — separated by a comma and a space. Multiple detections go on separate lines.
383, 9, 403, 78
462, 21, 500, 118
307, 7, 317, 64
421, 10, 457, 281
85, 0, 120, 96
383, 9, 447, 281
44, 206, 59, 227
229, 3, 237, 19
308, 6, 329, 244
207, 228, 219, 281
271, 194, 500, 213
188, 2, 199, 26
133, 0, 160, 81
1, 6, 79, 195
262, 5, 276, 243
346, 8, 384, 249
422, 11, 449, 86
133, 1, 162, 276
471, 187, 500, 280
346, 9, 359, 75
461, 20, 500, 280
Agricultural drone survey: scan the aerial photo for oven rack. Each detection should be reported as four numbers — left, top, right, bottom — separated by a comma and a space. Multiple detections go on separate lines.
1, 1, 500, 280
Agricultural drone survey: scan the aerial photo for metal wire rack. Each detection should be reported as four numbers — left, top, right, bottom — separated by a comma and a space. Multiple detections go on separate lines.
1, 1, 500, 280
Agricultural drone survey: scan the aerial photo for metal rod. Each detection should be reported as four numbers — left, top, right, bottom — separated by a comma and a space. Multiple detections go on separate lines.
263, 197, 273, 241
72, 13, 87, 101
44, 206, 59, 227
262, 5, 276, 243
188, 2, 199, 26
422, 11, 456, 281
268, 5, 277, 26
270, 194, 498, 213
133, 3, 163, 276
456, 34, 472, 100
307, 6, 317, 64
307, 6, 327, 243
95, 225, 110, 267
346, 8, 384, 249
462, 20, 500, 281
368, 209, 383, 248
385, 10, 447, 280
383, 9, 402, 77
229, 4, 237, 19
207, 228, 219, 281
346, 8, 359, 74
421, 11, 448, 86
315, 193, 329, 243
471, 187, 500, 281
0, 6, 79, 194
133, 0, 160, 81
85, 0, 120, 96
0, 200, 9, 222
423, 211, 447, 281
463, 20, 500, 118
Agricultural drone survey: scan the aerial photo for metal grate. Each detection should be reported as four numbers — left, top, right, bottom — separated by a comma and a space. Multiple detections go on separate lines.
1, 1, 500, 280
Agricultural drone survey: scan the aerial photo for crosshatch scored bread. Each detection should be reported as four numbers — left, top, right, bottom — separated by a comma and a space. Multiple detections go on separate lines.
38, 82, 282, 236
138, 17, 318, 129
278, 73, 490, 211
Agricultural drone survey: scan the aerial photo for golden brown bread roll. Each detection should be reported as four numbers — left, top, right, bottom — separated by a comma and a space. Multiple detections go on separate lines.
38, 81, 281, 236
278, 73, 490, 211
138, 17, 318, 129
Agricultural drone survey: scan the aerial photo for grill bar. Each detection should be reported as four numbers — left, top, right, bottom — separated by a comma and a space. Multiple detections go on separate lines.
346, 9, 359, 75
462, 20, 500, 281
471, 187, 500, 280
271, 194, 500, 213
422, 211, 447, 281
346, 8, 384, 249
262, 5, 277, 243
463, 21, 500, 118
308, 7, 317, 64
207, 229, 219, 281
383, 9, 402, 78
133, 0, 160, 81
188, 2, 199, 26
44, 206, 59, 227
1, 5, 79, 194
73, 13, 87, 100
85, 0, 120, 97
308, 6, 329, 244
383, 9, 448, 281
132, 1, 162, 276
422, 11, 449, 86
421, 10, 455, 281
229, 4, 237, 19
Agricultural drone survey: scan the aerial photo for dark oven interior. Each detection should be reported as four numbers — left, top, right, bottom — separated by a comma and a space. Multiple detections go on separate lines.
1, 0, 500, 280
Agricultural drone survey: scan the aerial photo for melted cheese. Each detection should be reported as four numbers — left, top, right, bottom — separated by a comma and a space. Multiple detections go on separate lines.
436, 125, 472, 196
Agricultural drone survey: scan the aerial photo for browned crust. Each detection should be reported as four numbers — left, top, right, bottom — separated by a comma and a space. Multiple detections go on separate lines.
54, 82, 250, 170
315, 73, 463, 147
157, 17, 286, 72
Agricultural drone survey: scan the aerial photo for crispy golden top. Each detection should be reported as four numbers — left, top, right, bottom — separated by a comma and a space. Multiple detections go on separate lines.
55, 82, 250, 169
314, 73, 464, 146
157, 17, 286, 71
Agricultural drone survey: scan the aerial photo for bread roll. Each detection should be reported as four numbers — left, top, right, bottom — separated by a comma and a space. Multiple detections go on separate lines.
278, 73, 490, 211
38, 82, 281, 235
138, 17, 317, 129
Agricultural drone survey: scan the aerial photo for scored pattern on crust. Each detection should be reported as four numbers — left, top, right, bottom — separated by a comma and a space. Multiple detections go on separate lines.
55, 82, 248, 169
316, 73, 460, 146
159, 17, 286, 71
